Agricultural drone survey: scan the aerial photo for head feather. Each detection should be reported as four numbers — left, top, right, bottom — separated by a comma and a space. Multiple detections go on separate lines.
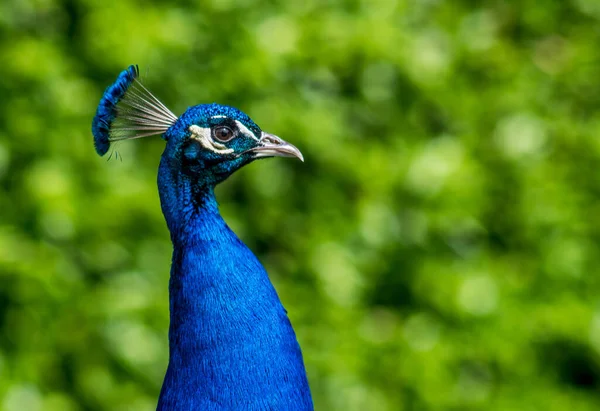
91, 65, 177, 156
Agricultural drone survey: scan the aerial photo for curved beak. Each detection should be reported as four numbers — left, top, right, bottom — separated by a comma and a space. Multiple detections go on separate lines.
252, 132, 304, 162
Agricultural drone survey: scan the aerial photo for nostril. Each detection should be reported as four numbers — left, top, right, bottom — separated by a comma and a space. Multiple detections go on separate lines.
262, 136, 281, 145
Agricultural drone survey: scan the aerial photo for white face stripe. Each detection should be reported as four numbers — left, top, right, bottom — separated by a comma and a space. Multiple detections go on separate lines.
210, 115, 227, 119
234, 120, 260, 141
188, 125, 234, 154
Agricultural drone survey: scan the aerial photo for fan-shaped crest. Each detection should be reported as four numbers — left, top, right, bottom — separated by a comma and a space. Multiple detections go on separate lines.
92, 65, 177, 156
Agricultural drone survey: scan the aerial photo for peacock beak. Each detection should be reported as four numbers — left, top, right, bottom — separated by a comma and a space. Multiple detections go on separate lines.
252, 132, 304, 162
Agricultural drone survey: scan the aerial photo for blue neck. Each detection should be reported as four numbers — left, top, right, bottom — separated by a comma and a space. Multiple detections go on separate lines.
156, 155, 313, 410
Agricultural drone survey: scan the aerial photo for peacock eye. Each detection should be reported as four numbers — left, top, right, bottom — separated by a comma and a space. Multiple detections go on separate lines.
212, 126, 235, 142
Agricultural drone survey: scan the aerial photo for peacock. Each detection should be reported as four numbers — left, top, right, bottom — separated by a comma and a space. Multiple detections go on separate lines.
92, 65, 314, 410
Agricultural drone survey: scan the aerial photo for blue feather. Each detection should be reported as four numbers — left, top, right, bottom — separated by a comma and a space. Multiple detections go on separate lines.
92, 65, 138, 155
156, 189, 313, 410
93, 67, 311, 410
92, 65, 177, 156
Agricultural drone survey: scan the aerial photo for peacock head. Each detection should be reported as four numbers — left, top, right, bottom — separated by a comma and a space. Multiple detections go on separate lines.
164, 103, 302, 185
92, 65, 302, 186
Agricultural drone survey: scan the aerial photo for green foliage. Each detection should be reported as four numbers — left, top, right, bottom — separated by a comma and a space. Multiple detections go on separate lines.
1, 0, 600, 410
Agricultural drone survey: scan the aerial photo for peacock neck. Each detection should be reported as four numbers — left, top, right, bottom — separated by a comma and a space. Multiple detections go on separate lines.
156, 156, 313, 410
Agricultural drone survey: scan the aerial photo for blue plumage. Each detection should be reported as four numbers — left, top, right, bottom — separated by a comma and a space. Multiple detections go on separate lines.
93, 67, 312, 410
92, 65, 178, 156
91, 65, 139, 155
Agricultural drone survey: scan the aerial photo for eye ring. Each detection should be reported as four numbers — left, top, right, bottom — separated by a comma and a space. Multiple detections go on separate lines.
212, 126, 235, 142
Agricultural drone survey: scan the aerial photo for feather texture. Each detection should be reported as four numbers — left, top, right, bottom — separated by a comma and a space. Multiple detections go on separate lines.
155, 186, 313, 410
91, 65, 177, 156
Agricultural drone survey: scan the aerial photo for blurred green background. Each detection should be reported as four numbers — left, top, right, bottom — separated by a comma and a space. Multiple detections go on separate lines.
1, 0, 600, 410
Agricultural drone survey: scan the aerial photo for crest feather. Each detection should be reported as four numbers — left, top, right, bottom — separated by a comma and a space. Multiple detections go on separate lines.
91, 65, 177, 156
